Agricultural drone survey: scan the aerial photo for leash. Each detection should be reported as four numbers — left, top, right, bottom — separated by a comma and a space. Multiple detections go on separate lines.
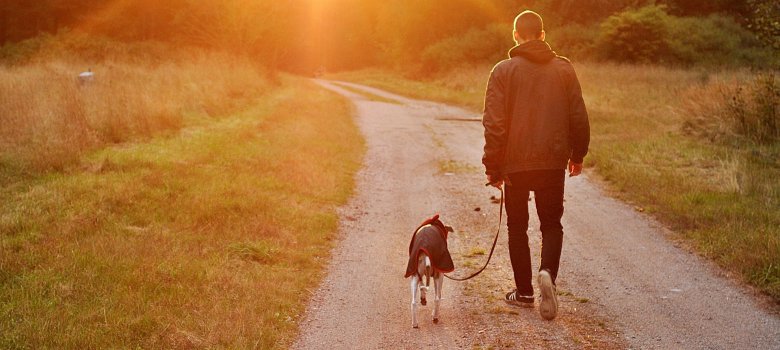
444, 185, 504, 281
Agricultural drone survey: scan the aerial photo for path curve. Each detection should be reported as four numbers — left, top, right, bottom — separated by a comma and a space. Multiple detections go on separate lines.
291, 80, 780, 349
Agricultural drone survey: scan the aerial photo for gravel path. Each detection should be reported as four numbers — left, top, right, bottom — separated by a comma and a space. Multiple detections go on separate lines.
291, 80, 780, 349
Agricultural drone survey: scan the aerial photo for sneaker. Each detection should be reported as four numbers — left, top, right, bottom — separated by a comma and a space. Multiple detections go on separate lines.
505, 289, 534, 308
538, 270, 558, 320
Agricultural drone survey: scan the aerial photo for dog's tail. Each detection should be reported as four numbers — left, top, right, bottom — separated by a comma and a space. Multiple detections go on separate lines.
424, 255, 432, 288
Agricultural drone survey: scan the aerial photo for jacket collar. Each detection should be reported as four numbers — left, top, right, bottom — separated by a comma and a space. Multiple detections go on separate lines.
508, 40, 557, 63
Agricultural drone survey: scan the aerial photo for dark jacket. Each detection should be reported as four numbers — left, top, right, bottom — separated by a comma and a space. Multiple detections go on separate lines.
404, 215, 454, 278
482, 40, 590, 176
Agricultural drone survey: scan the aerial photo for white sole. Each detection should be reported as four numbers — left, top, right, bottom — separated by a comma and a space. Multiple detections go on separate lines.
538, 270, 558, 320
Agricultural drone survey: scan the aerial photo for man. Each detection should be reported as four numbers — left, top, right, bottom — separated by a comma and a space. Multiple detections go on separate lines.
482, 10, 590, 320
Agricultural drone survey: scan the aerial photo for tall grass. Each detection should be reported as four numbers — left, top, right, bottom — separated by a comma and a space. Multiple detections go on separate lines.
0, 77, 363, 348
682, 73, 779, 144
333, 64, 780, 301
1, 34, 364, 347
0, 53, 269, 170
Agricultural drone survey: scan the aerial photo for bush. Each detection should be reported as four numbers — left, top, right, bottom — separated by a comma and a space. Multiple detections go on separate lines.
667, 15, 771, 67
421, 24, 512, 74
596, 5, 775, 67
596, 5, 672, 63
547, 23, 600, 60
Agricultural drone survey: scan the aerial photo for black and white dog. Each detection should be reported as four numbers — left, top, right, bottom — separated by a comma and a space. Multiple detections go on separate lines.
404, 214, 454, 328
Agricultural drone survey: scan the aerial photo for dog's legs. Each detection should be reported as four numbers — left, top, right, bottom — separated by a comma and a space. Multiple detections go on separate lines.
432, 272, 443, 324
411, 275, 419, 328
418, 254, 428, 306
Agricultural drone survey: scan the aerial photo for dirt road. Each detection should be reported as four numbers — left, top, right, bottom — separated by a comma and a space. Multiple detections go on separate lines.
292, 80, 780, 349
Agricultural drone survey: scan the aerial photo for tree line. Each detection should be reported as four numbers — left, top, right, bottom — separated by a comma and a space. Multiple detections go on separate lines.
1, 0, 777, 71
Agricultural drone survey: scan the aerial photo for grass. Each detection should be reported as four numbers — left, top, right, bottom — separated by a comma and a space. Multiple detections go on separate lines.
329, 66, 487, 111
465, 247, 487, 257
439, 159, 480, 174
0, 75, 363, 348
333, 63, 780, 302
330, 82, 401, 104
558, 289, 590, 303
0, 53, 269, 171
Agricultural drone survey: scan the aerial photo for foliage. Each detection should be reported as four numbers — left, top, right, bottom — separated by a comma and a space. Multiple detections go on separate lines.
535, 0, 650, 25
546, 23, 600, 60
421, 24, 511, 74
596, 5, 673, 63
175, 0, 303, 68
0, 30, 184, 65
745, 0, 780, 50
373, 0, 502, 69
596, 5, 774, 67
1, 0, 777, 71
666, 15, 771, 67
663, 0, 749, 17
0, 0, 305, 69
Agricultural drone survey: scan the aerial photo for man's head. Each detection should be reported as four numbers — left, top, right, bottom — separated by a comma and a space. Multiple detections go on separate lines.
513, 10, 545, 44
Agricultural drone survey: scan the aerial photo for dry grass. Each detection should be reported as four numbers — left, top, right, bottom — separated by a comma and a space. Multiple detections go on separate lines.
682, 73, 779, 145
334, 63, 780, 301
438, 159, 480, 174
327, 66, 488, 111
0, 54, 269, 170
0, 73, 363, 348
330, 82, 401, 104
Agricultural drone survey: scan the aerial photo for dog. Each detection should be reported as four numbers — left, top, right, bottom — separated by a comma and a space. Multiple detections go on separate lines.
404, 214, 454, 328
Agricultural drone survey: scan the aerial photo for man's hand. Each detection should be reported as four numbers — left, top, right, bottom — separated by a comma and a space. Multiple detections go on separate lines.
486, 174, 503, 189
568, 160, 583, 177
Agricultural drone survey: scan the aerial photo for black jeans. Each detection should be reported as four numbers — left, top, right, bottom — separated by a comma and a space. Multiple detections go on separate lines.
504, 169, 565, 296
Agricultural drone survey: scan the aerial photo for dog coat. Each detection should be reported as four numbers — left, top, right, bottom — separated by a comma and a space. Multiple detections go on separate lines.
404, 214, 454, 278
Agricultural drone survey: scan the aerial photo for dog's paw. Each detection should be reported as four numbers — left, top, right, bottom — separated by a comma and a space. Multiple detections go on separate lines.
412, 324, 419, 329
420, 297, 427, 306
433, 318, 439, 324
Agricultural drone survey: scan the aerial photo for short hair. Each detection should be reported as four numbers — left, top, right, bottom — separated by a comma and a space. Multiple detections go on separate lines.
514, 10, 544, 41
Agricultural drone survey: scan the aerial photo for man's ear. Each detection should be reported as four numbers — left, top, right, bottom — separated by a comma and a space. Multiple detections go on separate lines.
444, 226, 454, 233
513, 30, 520, 44
539, 30, 546, 41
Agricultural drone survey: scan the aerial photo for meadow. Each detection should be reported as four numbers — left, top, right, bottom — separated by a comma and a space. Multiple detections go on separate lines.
0, 55, 363, 348
333, 63, 780, 302
0, 51, 270, 171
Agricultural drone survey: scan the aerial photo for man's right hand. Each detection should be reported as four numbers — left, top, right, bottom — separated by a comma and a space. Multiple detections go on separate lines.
486, 174, 503, 189
568, 160, 583, 177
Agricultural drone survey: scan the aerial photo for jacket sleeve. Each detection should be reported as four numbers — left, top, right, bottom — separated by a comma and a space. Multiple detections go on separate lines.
482, 64, 508, 176
566, 67, 590, 164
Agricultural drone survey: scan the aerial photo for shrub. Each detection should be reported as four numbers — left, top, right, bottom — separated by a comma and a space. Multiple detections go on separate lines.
421, 24, 512, 74
596, 6, 774, 67
667, 15, 770, 67
547, 23, 600, 60
596, 5, 672, 63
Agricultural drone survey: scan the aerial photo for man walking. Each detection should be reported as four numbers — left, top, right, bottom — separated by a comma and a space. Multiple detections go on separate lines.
482, 10, 590, 320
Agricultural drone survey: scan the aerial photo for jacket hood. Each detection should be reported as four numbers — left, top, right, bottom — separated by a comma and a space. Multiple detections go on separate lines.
508, 40, 556, 63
